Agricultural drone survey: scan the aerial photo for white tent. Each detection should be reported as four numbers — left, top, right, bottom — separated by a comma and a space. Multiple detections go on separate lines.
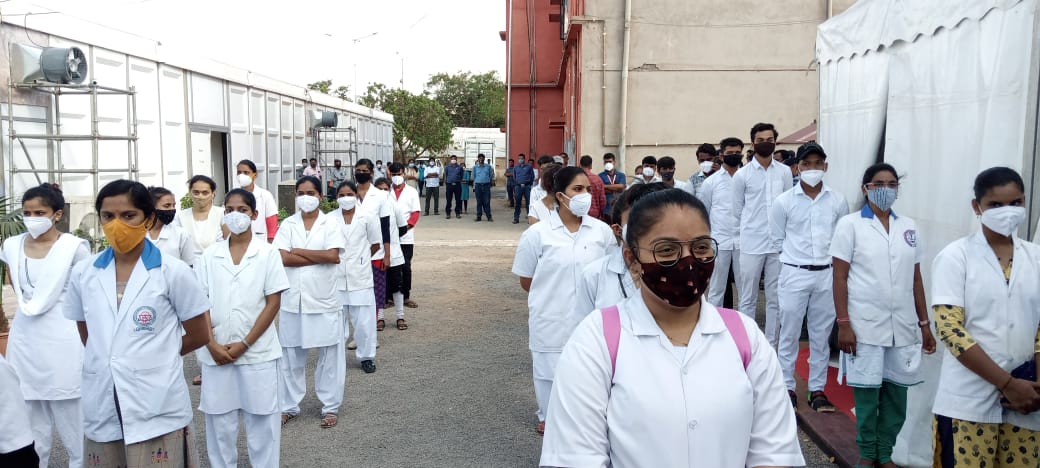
817, 1, 1038, 466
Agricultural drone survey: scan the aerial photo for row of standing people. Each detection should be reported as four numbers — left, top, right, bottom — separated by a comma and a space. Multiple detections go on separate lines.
0, 158, 422, 467
513, 121, 1040, 468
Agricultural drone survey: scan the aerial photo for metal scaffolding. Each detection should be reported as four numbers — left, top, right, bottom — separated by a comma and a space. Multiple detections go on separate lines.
5, 81, 140, 200
312, 125, 358, 170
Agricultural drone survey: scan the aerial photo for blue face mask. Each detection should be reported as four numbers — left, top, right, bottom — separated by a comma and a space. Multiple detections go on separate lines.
867, 187, 897, 212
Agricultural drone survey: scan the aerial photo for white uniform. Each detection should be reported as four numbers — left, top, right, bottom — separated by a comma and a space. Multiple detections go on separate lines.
63, 242, 210, 445
391, 184, 421, 244
148, 223, 194, 265
540, 296, 805, 468
0, 233, 89, 467
378, 196, 409, 321
830, 206, 925, 386
247, 185, 279, 241
177, 207, 225, 264
769, 183, 849, 392
511, 210, 615, 421
575, 247, 637, 317
0, 355, 34, 455
273, 211, 346, 416
931, 232, 1040, 430
528, 193, 553, 223
330, 207, 380, 361
194, 237, 289, 468
698, 169, 740, 307
732, 157, 792, 347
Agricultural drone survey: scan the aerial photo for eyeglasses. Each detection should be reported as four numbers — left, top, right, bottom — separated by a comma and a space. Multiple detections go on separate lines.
636, 237, 718, 267
864, 182, 900, 189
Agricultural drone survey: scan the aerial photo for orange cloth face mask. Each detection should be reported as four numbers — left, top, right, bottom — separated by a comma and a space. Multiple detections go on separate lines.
102, 217, 150, 254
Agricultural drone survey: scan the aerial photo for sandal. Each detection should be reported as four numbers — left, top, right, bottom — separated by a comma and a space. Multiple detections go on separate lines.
808, 391, 836, 413
377, 319, 385, 332
192, 374, 202, 386
404, 299, 418, 309
536, 421, 545, 436
281, 413, 298, 427
319, 413, 338, 429
396, 319, 408, 330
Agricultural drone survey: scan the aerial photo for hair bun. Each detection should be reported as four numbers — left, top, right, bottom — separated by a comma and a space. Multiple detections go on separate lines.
42, 182, 62, 193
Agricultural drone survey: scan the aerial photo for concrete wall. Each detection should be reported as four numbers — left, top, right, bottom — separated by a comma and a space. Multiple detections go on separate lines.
578, 0, 855, 178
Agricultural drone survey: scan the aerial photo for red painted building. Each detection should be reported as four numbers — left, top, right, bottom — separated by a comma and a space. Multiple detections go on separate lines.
502, 0, 583, 162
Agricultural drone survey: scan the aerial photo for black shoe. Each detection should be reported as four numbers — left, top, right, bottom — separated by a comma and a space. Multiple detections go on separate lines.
423, 212, 429, 216
446, 214, 451, 219
512, 219, 519, 224
789, 390, 797, 408
361, 360, 376, 374
475, 218, 482, 222
808, 391, 836, 413
456, 214, 461, 219
488, 218, 494, 222
434, 211, 440, 215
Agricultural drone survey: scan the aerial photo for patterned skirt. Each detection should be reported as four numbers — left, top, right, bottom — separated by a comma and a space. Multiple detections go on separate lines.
372, 263, 387, 309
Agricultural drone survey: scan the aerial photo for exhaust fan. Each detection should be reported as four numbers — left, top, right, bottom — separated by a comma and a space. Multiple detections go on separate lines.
11, 44, 88, 84
310, 110, 338, 128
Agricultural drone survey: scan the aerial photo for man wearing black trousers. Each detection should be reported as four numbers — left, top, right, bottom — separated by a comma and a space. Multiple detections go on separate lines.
443, 155, 464, 219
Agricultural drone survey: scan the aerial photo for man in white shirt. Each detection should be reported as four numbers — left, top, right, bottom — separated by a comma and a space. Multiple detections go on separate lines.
629, 155, 663, 186
423, 160, 441, 216
698, 137, 744, 309
389, 163, 422, 310
769, 141, 849, 412
732, 122, 792, 348
656, 156, 695, 195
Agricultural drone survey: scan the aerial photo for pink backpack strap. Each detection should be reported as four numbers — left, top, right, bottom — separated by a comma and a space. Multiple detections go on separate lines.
717, 307, 751, 370
600, 305, 621, 380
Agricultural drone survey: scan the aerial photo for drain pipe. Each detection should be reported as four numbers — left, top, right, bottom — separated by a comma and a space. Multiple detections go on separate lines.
506, 0, 513, 159
618, 0, 633, 172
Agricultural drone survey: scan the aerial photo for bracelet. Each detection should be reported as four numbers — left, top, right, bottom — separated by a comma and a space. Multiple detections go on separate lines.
1001, 374, 1014, 392
836, 318, 851, 324
918, 320, 931, 328
241, 338, 252, 350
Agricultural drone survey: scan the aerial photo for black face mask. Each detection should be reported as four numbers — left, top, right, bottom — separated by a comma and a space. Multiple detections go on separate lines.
723, 154, 742, 167
155, 209, 177, 226
355, 173, 372, 184
660, 171, 675, 181
754, 142, 776, 157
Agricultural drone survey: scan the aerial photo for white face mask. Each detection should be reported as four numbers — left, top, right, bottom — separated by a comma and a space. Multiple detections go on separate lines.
562, 192, 593, 217
451, 160, 458, 165
604, 163, 615, 172
223, 211, 252, 235
338, 196, 357, 211
799, 169, 825, 187
979, 205, 1026, 237
642, 167, 655, 178
23, 216, 53, 239
700, 161, 714, 175
391, 175, 404, 186
296, 195, 320, 213
236, 173, 253, 187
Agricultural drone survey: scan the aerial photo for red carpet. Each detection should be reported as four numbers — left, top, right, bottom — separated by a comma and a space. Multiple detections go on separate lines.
794, 345, 856, 420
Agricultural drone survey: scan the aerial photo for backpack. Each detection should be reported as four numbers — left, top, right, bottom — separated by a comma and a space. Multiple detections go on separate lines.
600, 305, 751, 380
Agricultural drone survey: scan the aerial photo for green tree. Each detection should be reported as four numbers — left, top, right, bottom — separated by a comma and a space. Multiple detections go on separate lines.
361, 84, 453, 160
307, 80, 351, 102
425, 71, 505, 128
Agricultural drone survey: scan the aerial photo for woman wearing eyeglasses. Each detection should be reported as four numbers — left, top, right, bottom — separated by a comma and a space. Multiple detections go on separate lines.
930, 167, 1040, 467
540, 189, 803, 468
512, 166, 616, 436
831, 163, 935, 468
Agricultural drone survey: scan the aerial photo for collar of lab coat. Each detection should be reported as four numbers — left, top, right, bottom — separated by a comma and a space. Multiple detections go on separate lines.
970, 229, 1026, 286
546, 206, 598, 231
212, 236, 263, 261
860, 203, 898, 219
626, 295, 726, 337
93, 240, 162, 270
606, 247, 628, 275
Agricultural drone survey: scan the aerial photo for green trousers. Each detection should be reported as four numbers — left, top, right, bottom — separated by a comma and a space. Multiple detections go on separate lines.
853, 382, 908, 463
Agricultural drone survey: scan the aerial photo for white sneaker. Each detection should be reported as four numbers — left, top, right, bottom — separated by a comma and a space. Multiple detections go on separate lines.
347, 340, 357, 350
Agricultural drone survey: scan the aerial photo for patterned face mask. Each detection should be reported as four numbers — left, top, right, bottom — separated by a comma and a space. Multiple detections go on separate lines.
637, 254, 714, 308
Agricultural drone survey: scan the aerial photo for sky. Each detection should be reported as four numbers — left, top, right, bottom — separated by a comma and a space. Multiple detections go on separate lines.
5, 0, 506, 98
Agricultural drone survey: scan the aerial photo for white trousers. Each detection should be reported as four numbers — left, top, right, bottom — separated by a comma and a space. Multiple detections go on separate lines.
376, 292, 405, 321
204, 410, 280, 468
28, 398, 82, 468
344, 304, 377, 361
706, 248, 740, 307
531, 351, 562, 422
737, 252, 781, 347
279, 343, 345, 415
776, 265, 835, 392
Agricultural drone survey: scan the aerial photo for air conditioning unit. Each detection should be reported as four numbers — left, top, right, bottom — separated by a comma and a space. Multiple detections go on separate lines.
310, 110, 338, 128
11, 44, 88, 84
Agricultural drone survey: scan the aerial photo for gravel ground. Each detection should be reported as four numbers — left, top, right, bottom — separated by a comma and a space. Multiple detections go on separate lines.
13, 186, 836, 467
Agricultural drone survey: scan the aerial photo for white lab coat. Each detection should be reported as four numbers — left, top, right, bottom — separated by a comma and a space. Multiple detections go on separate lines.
247, 185, 279, 239
148, 223, 195, 265
391, 184, 421, 244
0, 233, 89, 400
329, 208, 380, 293
272, 211, 345, 315
357, 187, 393, 260
63, 242, 210, 444
511, 209, 616, 352
0, 355, 33, 454
575, 247, 637, 317
177, 206, 225, 262
194, 237, 290, 366
384, 195, 408, 267
540, 296, 805, 468
931, 231, 1040, 430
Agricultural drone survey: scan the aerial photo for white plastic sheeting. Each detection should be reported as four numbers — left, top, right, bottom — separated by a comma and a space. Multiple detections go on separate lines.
817, 1, 1037, 466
